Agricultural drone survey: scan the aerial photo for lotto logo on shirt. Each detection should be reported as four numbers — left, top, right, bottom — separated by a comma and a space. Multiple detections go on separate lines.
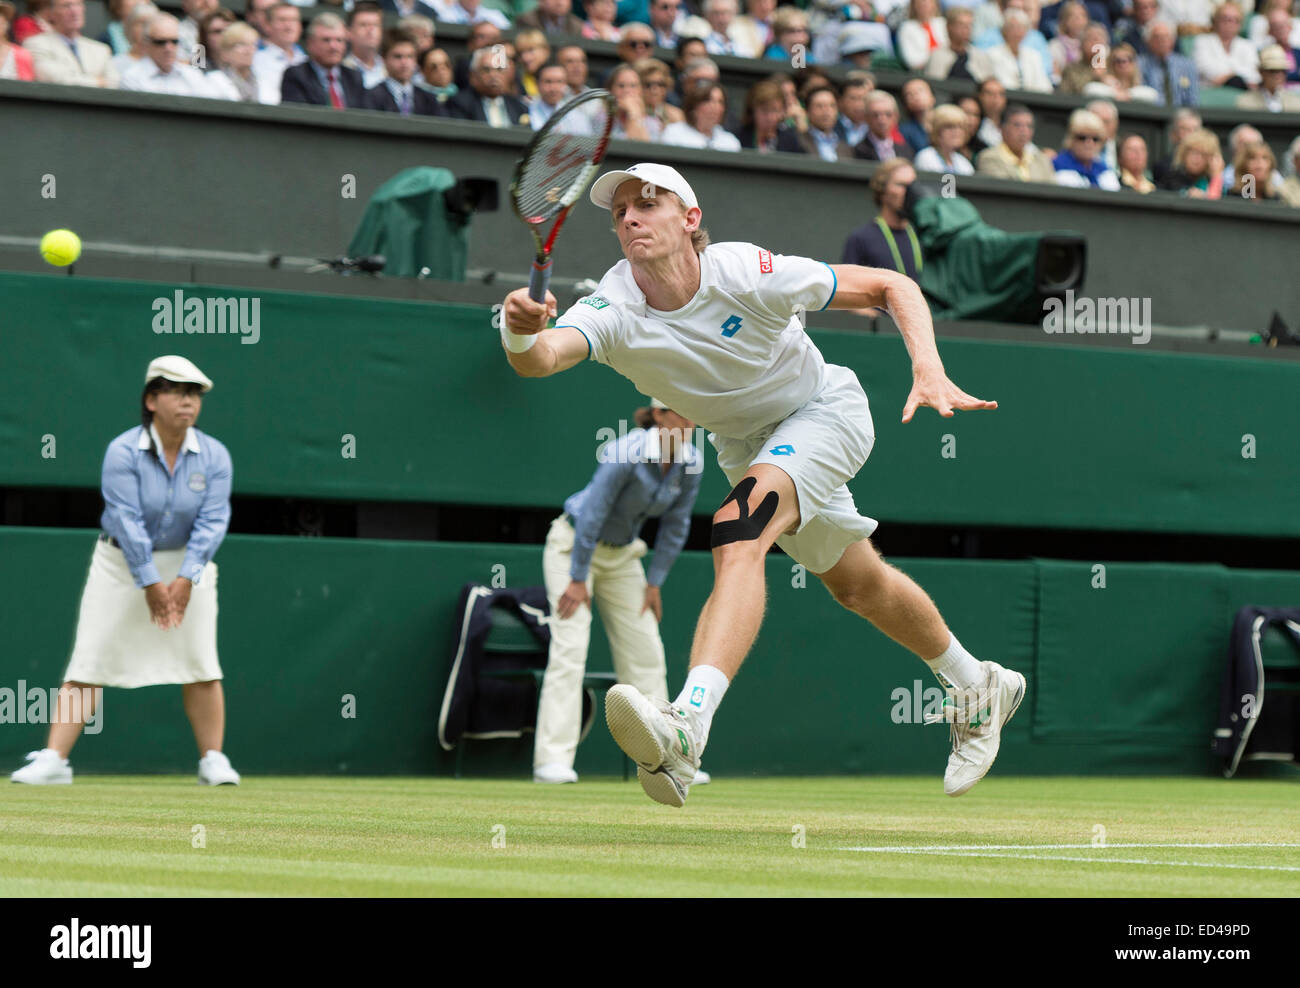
757, 249, 773, 274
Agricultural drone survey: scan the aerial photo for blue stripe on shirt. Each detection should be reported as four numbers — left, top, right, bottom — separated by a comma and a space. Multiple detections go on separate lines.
818, 262, 837, 310
555, 324, 593, 360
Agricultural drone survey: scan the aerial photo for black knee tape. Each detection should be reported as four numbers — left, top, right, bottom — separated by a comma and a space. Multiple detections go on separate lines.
711, 476, 780, 548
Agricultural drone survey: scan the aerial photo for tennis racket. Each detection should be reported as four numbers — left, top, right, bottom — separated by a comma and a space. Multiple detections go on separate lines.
509, 88, 616, 304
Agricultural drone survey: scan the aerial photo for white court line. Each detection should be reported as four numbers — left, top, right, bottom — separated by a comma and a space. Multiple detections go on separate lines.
842, 843, 1300, 852
842, 850, 1300, 873
839, 843, 1300, 874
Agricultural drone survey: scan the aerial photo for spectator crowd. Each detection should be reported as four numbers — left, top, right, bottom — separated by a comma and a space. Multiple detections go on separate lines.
2, 0, 1298, 204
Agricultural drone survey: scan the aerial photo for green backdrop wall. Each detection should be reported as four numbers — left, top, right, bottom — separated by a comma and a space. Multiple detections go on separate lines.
2, 528, 1296, 778
2, 271, 1297, 538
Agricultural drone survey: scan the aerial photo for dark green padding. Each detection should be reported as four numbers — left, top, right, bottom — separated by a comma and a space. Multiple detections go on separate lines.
1, 272, 1296, 538
3, 527, 1294, 778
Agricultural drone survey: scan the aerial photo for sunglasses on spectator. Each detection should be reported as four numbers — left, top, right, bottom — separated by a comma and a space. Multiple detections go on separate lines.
150, 37, 179, 45
1072, 133, 1103, 142
625, 39, 654, 48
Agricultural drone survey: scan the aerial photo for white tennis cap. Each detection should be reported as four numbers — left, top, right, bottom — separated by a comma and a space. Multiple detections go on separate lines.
589, 163, 698, 211
146, 355, 213, 393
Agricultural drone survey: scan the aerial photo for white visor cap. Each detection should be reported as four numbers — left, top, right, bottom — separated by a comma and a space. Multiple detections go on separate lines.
589, 162, 699, 212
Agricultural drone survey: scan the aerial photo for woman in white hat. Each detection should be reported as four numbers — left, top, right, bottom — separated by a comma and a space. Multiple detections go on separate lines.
533, 400, 711, 785
10, 356, 240, 786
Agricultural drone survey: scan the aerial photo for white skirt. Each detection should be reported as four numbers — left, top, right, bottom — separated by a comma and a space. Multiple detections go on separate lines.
63, 540, 222, 688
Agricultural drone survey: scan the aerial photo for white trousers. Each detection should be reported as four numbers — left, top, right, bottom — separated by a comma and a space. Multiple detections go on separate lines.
534, 516, 668, 769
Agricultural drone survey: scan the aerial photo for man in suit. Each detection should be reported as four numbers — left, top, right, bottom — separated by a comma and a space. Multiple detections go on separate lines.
528, 61, 591, 131
926, 8, 992, 82
1138, 19, 1199, 107
24, 0, 118, 87
365, 28, 447, 115
853, 91, 915, 162
446, 46, 530, 126
453, 20, 501, 90
835, 78, 871, 148
1112, 0, 1158, 56
798, 86, 855, 160
281, 12, 366, 108
975, 104, 1056, 182
516, 0, 586, 37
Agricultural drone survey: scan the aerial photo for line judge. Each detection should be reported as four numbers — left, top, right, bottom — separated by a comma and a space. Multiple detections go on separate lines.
11, 356, 241, 785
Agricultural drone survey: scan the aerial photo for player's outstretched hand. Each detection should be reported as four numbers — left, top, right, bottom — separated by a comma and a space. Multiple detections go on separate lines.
902, 370, 998, 423
503, 287, 557, 336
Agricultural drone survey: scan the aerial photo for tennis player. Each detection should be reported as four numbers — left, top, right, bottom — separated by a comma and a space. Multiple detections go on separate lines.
10, 356, 240, 786
500, 162, 1025, 806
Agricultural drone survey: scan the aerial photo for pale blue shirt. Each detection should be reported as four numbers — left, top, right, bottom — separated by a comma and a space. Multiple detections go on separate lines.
809, 127, 841, 162
562, 428, 703, 587
838, 114, 869, 148
99, 424, 232, 588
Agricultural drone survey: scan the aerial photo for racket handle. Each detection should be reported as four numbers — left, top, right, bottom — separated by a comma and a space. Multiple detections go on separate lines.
528, 258, 552, 304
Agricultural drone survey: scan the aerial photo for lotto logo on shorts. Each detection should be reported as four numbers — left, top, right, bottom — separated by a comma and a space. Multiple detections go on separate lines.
758, 249, 773, 274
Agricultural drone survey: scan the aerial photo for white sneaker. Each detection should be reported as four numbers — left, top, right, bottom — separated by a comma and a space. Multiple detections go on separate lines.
926, 661, 1026, 797
533, 763, 578, 784
693, 769, 712, 785
198, 750, 240, 786
605, 684, 699, 807
10, 749, 72, 785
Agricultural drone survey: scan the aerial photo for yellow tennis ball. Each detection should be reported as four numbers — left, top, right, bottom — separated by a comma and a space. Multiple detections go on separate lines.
40, 229, 82, 267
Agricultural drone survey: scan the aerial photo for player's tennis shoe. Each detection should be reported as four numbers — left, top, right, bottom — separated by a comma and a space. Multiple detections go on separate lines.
605, 684, 699, 807
10, 749, 72, 785
198, 750, 241, 786
926, 661, 1026, 797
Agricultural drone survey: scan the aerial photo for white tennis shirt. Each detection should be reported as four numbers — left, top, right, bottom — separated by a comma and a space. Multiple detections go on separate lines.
555, 241, 839, 440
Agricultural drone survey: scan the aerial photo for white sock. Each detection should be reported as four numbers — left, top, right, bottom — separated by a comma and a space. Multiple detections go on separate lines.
673, 665, 730, 751
924, 633, 983, 690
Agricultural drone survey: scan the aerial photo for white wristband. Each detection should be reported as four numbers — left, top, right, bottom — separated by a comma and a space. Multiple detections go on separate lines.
501, 322, 538, 353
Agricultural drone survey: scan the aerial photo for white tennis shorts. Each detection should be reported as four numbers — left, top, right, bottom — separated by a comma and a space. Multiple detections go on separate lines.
709, 363, 878, 575
63, 540, 222, 688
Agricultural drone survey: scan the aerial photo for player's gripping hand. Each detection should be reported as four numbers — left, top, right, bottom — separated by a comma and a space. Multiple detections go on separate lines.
503, 287, 558, 336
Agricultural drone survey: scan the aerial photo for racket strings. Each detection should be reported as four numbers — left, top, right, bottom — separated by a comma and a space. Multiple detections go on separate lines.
514, 131, 604, 221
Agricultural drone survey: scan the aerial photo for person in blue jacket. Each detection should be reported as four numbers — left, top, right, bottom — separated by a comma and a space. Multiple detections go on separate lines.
533, 399, 709, 785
